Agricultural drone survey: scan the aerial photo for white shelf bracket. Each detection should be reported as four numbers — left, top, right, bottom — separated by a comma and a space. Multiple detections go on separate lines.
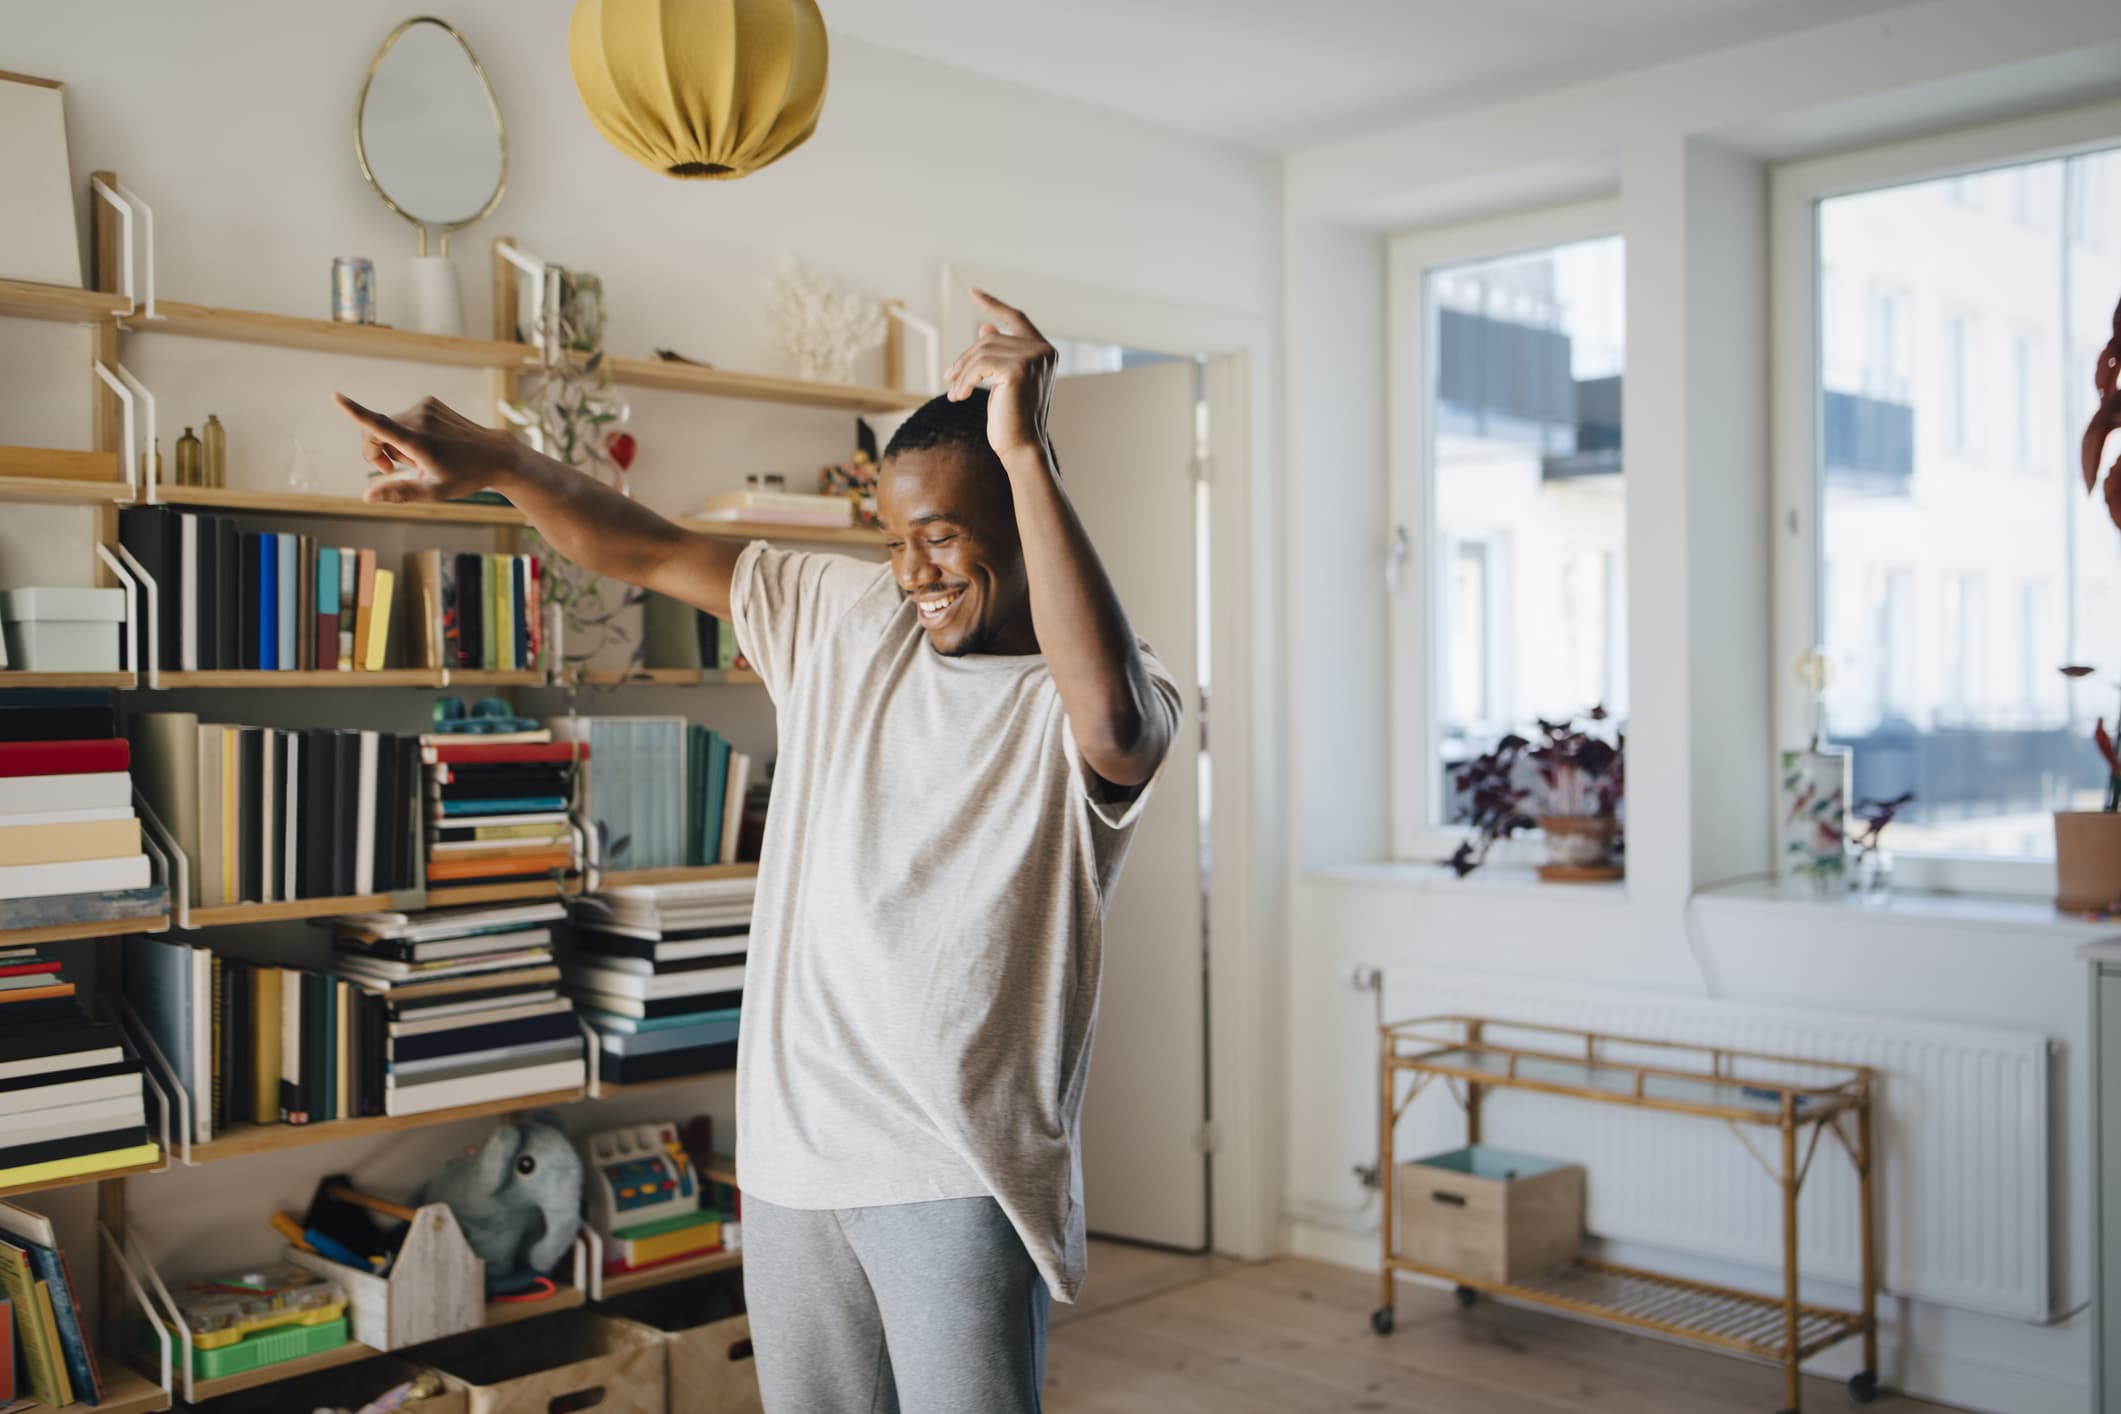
101, 542, 148, 685
99, 1222, 173, 1400
88, 176, 157, 319
93, 360, 155, 502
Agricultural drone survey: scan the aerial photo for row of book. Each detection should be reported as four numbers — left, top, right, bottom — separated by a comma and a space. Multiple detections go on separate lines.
567, 879, 748, 1086
563, 716, 757, 873
130, 715, 422, 906
641, 590, 752, 674
0, 1200, 106, 1406
0, 947, 154, 1191
116, 506, 545, 674
423, 731, 586, 885
0, 690, 155, 905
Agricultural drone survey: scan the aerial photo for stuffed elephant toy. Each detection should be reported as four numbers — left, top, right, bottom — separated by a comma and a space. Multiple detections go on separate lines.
417, 1112, 583, 1293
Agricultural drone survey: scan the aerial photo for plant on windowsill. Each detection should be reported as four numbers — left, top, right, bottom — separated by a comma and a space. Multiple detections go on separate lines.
1848, 791, 1912, 901
1444, 710, 1625, 882
2054, 293, 2121, 915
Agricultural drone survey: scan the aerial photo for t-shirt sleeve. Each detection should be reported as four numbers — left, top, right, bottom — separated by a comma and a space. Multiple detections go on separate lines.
727, 542, 887, 700
1063, 642, 1185, 830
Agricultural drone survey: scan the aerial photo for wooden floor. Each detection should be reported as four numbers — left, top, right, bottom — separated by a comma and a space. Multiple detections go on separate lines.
1046, 1245, 1964, 1414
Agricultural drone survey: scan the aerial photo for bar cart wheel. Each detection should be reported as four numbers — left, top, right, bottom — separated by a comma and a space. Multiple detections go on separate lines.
1453, 1284, 1479, 1309
1848, 1371, 1879, 1404
1370, 1306, 1395, 1335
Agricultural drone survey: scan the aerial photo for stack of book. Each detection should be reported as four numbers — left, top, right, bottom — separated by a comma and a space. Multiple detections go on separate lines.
0, 1200, 105, 1407
0, 690, 158, 916
551, 717, 753, 872
422, 730, 583, 886
434, 550, 543, 673
567, 879, 749, 1086
130, 715, 421, 906
118, 508, 425, 673
1, 949, 153, 1188
332, 902, 584, 1116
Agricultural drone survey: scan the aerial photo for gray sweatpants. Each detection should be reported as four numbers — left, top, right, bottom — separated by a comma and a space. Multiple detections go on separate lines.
742, 1193, 1050, 1413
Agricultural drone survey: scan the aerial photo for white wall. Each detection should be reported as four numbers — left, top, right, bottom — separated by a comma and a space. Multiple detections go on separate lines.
0, 0, 1281, 1333
1281, 3, 2121, 1411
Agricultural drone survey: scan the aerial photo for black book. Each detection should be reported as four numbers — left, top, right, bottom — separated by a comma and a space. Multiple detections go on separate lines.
389, 1010, 581, 1065
455, 553, 482, 669
195, 516, 221, 671
238, 727, 262, 903
0, 1126, 151, 1171
0, 1018, 119, 1066
0, 702, 116, 742
396, 737, 419, 891
333, 734, 360, 897
301, 728, 333, 898
237, 534, 261, 671
599, 1041, 737, 1086
569, 927, 746, 963
221, 962, 242, 1128
116, 505, 182, 670
213, 516, 239, 671
269, 731, 288, 903
512, 556, 529, 670
0, 997, 84, 1027
0, 1058, 140, 1099
432, 768, 574, 800
389, 981, 558, 1018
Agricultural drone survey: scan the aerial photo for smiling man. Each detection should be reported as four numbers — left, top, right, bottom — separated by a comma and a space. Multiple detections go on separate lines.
336, 290, 1179, 1414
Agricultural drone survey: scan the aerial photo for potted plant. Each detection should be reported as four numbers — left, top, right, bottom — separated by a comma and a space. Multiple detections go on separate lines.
2057, 294, 2121, 913
1444, 710, 1624, 882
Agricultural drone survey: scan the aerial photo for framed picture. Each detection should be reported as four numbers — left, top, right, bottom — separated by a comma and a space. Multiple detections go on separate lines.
0, 71, 84, 289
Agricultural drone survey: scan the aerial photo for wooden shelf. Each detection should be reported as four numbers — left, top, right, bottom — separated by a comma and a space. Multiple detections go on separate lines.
0, 279, 128, 324
188, 1088, 585, 1164
486, 1283, 585, 1326
0, 474, 134, 505
0, 446, 121, 482
596, 864, 757, 888
0, 1150, 164, 1202
180, 1338, 380, 1403
593, 1069, 733, 1102
609, 356, 922, 413
39, 1362, 171, 1414
446, 669, 543, 686
597, 1247, 742, 1298
0, 671, 137, 689
0, 915, 168, 948
554, 667, 761, 687
151, 484, 525, 526
185, 892, 393, 928
682, 516, 885, 547
422, 878, 582, 909
155, 670, 441, 689
122, 300, 541, 371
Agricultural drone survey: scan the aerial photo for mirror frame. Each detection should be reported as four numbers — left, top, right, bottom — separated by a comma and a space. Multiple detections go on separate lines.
354, 16, 508, 255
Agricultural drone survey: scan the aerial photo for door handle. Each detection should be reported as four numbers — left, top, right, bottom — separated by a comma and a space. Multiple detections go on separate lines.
1385, 525, 1410, 594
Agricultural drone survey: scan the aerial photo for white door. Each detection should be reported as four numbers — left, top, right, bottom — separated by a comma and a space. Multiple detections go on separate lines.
1046, 361, 1206, 1251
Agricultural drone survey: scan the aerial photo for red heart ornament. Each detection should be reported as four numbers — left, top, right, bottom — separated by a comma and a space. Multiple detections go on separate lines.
608, 432, 637, 470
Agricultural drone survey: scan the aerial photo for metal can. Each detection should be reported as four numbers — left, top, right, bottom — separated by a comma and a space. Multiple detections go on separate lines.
332, 256, 376, 325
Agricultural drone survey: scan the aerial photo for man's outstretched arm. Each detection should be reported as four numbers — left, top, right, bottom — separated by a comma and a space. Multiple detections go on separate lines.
943, 291, 1175, 790
334, 392, 744, 619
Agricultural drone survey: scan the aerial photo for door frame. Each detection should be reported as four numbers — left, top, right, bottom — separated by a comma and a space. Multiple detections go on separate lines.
941, 264, 1279, 1261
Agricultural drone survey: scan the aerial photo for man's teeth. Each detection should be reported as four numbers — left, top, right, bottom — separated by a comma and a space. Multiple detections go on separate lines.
918, 594, 959, 620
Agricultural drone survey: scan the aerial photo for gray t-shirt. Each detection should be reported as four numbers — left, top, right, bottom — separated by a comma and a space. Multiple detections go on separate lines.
727, 542, 1179, 1301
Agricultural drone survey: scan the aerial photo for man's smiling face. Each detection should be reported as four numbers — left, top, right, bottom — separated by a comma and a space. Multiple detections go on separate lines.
878, 445, 1030, 658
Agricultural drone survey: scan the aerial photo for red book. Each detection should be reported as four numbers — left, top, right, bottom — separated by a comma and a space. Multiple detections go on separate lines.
0, 1293, 13, 1400
0, 962, 62, 979
0, 740, 128, 779
421, 742, 588, 766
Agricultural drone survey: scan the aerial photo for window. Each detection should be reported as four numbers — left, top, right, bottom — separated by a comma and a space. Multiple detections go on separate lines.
1780, 124, 2121, 885
1388, 209, 1625, 848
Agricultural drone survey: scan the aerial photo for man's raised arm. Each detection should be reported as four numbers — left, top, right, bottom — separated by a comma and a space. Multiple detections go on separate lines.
334, 392, 743, 619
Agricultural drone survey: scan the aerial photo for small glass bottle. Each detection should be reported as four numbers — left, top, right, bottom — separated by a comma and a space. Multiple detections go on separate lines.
174, 426, 203, 487
141, 437, 164, 485
202, 414, 227, 489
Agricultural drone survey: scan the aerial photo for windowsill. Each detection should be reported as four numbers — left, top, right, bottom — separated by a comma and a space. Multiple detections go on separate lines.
1693, 877, 2121, 940
1306, 860, 1630, 904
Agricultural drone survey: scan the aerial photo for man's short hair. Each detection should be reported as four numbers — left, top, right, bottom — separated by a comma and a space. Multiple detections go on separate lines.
884, 387, 996, 467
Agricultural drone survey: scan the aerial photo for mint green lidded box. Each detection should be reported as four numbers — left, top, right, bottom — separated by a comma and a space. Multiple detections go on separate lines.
0, 587, 126, 671
138, 1313, 352, 1380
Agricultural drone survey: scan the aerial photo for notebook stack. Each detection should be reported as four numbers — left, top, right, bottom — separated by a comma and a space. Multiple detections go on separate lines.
434, 550, 543, 672
332, 901, 585, 1117
422, 731, 583, 885
117, 507, 426, 672
567, 879, 750, 1086
129, 715, 421, 905
0, 690, 158, 918
0, 1200, 106, 1408
551, 716, 753, 872
0, 950, 153, 1190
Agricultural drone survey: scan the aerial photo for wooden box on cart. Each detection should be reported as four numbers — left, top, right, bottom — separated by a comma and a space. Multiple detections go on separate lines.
1394, 1145, 1583, 1284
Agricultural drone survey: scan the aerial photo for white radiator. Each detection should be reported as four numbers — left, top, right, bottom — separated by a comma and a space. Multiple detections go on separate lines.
1384, 970, 2054, 1322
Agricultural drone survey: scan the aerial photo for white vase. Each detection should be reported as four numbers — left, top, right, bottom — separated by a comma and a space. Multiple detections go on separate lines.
406, 255, 465, 336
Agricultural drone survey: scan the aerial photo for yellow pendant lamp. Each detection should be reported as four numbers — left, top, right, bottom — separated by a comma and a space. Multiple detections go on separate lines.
568, 0, 828, 180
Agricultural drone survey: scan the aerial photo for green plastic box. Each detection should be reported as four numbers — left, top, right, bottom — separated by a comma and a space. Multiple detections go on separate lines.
144, 1313, 351, 1380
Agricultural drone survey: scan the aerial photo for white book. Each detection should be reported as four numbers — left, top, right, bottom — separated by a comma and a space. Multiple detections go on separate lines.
0, 807, 135, 827
281, 968, 301, 1121
334, 948, 553, 984
0, 1070, 144, 1118
179, 512, 199, 671
335, 901, 565, 942
0, 1095, 145, 1147
354, 731, 378, 894
391, 989, 560, 1023
428, 835, 572, 855
388, 997, 571, 1038
0, 771, 132, 817
382, 1057, 585, 1116
341, 928, 553, 963
0, 854, 150, 901
0, 1044, 124, 1082
561, 961, 744, 1001
259, 729, 278, 904
283, 732, 301, 903
720, 752, 751, 866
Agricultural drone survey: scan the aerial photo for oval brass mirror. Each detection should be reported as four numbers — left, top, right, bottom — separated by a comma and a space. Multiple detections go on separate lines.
355, 17, 506, 256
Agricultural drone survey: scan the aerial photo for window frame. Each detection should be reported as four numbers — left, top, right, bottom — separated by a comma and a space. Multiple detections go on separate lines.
1386, 197, 1625, 864
1769, 96, 2121, 898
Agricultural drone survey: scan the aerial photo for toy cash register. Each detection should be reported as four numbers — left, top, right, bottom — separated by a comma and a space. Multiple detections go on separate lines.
585, 1122, 699, 1239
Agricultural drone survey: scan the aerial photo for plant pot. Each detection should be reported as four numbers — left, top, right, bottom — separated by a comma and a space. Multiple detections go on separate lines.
1536, 815, 1621, 882
2054, 811, 2121, 913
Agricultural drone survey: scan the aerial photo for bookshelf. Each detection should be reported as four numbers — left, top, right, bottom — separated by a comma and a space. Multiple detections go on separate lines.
187, 1088, 587, 1165
0, 915, 168, 949
486, 1284, 585, 1327
0, 278, 128, 324
597, 1247, 742, 1299
0, 475, 134, 506
608, 354, 921, 414
570, 667, 763, 687
33, 1363, 172, 1414
680, 516, 885, 547
0, 1151, 164, 1203
120, 299, 540, 371
183, 892, 395, 929
0, 670, 136, 689
180, 1339, 381, 1404
592, 1070, 733, 1102
422, 878, 584, 909
155, 669, 445, 689
151, 485, 525, 527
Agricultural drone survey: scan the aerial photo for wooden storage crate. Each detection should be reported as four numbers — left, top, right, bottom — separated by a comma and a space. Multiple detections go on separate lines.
187, 1354, 467, 1414
598, 1271, 757, 1413
423, 1310, 665, 1414
286, 1200, 484, 1351
1393, 1145, 1583, 1284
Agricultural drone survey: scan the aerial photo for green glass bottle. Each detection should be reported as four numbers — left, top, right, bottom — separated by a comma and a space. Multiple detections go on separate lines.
202, 414, 227, 489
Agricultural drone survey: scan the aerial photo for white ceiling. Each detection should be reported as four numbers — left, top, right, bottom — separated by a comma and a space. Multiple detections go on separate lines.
827, 0, 1908, 152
